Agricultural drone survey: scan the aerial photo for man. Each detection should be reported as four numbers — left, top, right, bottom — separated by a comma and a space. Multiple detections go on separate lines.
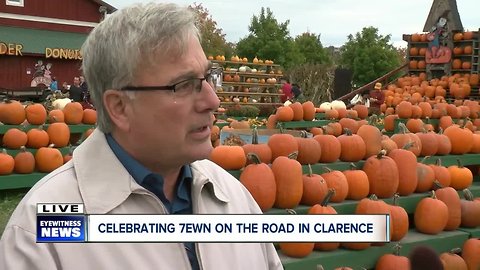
0, 3, 283, 270
69, 76, 83, 102
368, 82, 385, 116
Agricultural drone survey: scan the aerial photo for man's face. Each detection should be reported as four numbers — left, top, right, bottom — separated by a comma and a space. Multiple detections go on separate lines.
73, 77, 80, 86
125, 35, 220, 168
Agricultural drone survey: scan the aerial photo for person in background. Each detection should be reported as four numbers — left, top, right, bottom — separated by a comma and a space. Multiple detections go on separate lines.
69, 76, 83, 102
50, 77, 58, 92
0, 3, 283, 270
291, 83, 305, 102
280, 78, 292, 103
80, 75, 89, 101
61, 81, 69, 94
368, 82, 385, 116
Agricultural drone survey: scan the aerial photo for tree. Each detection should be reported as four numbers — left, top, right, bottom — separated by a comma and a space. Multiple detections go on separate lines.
236, 7, 303, 69
339, 27, 402, 87
294, 32, 331, 65
189, 4, 234, 58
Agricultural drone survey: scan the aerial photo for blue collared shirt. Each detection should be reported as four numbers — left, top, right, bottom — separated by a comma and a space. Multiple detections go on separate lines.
106, 134, 199, 270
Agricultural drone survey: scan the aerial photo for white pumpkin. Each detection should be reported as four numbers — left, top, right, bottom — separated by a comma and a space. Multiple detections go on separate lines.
319, 102, 331, 111
331, 100, 346, 110
52, 98, 72, 110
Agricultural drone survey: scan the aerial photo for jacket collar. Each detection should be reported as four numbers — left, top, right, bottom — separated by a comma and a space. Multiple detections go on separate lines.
73, 129, 229, 214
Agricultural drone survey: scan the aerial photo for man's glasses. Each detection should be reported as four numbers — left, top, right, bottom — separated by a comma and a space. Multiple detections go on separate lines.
120, 72, 215, 98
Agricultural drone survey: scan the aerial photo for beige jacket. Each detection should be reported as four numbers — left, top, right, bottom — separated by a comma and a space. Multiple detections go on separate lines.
0, 130, 283, 270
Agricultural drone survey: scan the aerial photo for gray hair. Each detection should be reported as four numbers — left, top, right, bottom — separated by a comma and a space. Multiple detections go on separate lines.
81, 2, 200, 133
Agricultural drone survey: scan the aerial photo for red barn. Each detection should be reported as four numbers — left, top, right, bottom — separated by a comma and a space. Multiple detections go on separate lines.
0, 0, 116, 92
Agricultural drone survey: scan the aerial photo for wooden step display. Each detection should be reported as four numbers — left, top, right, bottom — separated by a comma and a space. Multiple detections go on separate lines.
211, 59, 285, 108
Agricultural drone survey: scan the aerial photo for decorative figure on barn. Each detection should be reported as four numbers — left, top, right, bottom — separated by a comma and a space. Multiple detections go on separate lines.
30, 60, 53, 87
425, 17, 451, 64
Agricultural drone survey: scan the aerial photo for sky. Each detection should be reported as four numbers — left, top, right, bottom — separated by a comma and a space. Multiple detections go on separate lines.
104, 0, 478, 48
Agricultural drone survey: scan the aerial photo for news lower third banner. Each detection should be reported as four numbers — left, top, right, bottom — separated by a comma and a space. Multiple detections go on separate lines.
36, 203, 390, 243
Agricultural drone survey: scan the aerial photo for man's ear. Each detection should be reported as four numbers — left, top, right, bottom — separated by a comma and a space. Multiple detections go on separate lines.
103, 89, 131, 132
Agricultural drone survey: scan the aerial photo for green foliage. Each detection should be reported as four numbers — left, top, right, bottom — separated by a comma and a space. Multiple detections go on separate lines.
236, 7, 303, 69
0, 191, 24, 236
190, 4, 234, 58
226, 105, 260, 118
339, 27, 402, 87
294, 32, 331, 65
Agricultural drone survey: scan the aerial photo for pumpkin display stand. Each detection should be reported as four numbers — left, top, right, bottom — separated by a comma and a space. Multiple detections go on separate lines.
0, 123, 94, 190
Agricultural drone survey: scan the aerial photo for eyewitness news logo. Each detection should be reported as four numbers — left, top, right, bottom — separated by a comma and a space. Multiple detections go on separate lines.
36, 203, 86, 242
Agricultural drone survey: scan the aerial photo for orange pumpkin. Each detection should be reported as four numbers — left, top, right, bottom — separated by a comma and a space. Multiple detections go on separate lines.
48, 109, 65, 123
429, 159, 451, 188
460, 189, 480, 228
267, 133, 298, 161
35, 144, 63, 173
416, 161, 435, 193
414, 191, 448, 234
272, 154, 303, 209
63, 102, 84, 124
82, 109, 97, 124
462, 238, 480, 270
440, 249, 468, 270
337, 129, 366, 162
375, 244, 410, 270
295, 133, 321, 165
363, 150, 399, 198
356, 117, 382, 159
25, 103, 47, 125
434, 184, 461, 231
242, 128, 272, 164
0, 99, 26, 125
275, 106, 294, 122
209, 145, 246, 170
301, 165, 328, 206
308, 189, 339, 251
388, 145, 418, 196
14, 146, 35, 174
239, 153, 276, 212
448, 160, 473, 190
321, 168, 348, 203
26, 126, 50, 149
444, 125, 474, 154
0, 149, 15, 175
313, 135, 341, 163
389, 195, 409, 241
302, 101, 315, 121
342, 164, 369, 200
2, 128, 28, 149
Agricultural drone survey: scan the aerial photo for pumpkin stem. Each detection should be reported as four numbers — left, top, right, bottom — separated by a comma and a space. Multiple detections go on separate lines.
322, 166, 332, 173
246, 153, 262, 164
251, 127, 259, 145
287, 151, 299, 160
321, 189, 335, 207
430, 190, 438, 200
368, 194, 379, 201
285, 209, 297, 215
48, 143, 56, 148
463, 189, 474, 201
402, 141, 415, 150
420, 156, 430, 164
307, 164, 313, 177
300, 130, 309, 138
450, 247, 462, 255
343, 128, 352, 136
456, 158, 464, 168
393, 243, 402, 256
397, 122, 410, 134
435, 158, 442, 166
392, 193, 401, 206
1, 148, 8, 155
349, 162, 357, 170
376, 149, 387, 159
432, 180, 444, 190
316, 265, 325, 270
